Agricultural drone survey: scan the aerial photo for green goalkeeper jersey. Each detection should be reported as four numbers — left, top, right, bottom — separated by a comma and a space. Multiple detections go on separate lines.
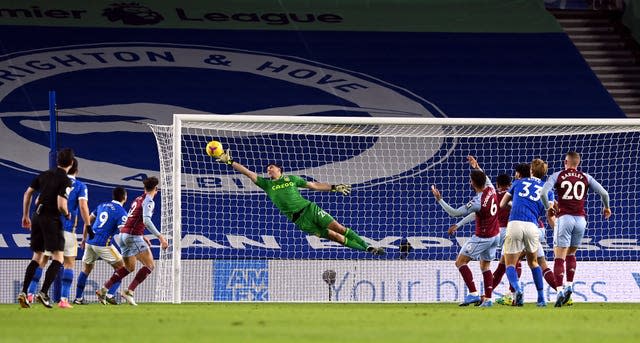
255, 175, 311, 220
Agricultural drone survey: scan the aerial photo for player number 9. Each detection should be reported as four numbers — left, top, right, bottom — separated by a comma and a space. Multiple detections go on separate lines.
98, 211, 109, 228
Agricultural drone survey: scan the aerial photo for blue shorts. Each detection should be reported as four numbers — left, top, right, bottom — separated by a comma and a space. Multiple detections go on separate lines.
460, 234, 500, 261
554, 215, 587, 248
119, 233, 149, 257
499, 227, 507, 246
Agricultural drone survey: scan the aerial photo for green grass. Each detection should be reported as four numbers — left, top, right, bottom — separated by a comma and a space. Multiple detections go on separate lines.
2, 303, 640, 343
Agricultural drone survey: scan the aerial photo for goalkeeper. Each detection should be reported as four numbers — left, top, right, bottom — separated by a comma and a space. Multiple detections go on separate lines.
216, 149, 385, 255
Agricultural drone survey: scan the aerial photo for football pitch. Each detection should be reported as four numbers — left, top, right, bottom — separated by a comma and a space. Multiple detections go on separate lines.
2, 303, 639, 343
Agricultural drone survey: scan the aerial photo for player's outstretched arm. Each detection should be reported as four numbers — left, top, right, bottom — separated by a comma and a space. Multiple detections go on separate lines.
431, 185, 472, 217
467, 155, 481, 170
456, 212, 476, 228
430, 185, 442, 201
306, 182, 332, 192
217, 149, 258, 183
305, 182, 351, 195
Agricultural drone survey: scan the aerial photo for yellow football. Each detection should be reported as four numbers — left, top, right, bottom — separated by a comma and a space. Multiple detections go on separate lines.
205, 140, 224, 158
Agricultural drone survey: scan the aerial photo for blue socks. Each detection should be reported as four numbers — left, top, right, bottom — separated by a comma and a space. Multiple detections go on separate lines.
75, 271, 88, 299
531, 266, 545, 303
61, 268, 74, 300
506, 265, 522, 293
52, 268, 63, 302
109, 280, 122, 296
28, 267, 42, 294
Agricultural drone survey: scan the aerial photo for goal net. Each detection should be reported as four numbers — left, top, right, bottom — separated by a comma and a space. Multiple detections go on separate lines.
148, 115, 640, 303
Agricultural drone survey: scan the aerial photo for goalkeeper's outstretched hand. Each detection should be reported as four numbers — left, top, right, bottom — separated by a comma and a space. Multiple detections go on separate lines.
331, 184, 351, 195
216, 149, 234, 165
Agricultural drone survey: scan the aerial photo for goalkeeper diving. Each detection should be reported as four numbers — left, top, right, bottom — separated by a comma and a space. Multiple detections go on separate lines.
216, 149, 385, 255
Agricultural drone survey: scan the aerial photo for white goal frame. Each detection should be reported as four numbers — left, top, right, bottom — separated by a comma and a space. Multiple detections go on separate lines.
161, 114, 640, 304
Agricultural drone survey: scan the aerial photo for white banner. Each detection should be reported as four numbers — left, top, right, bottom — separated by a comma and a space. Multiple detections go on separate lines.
1, 260, 638, 303
268, 260, 640, 303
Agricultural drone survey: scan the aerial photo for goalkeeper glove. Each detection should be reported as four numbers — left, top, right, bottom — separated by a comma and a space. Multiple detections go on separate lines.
216, 149, 234, 165
331, 184, 351, 195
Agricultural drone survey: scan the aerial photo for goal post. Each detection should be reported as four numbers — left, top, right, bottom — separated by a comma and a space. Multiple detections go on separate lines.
149, 115, 640, 304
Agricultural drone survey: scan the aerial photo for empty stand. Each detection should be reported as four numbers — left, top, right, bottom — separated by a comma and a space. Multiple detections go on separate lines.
552, 9, 640, 117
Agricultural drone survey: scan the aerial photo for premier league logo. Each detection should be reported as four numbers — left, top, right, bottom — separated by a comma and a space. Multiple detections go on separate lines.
102, 2, 164, 25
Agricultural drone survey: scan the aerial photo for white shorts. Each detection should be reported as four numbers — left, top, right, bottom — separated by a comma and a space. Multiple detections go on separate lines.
44, 231, 78, 257
503, 220, 540, 254
82, 243, 123, 265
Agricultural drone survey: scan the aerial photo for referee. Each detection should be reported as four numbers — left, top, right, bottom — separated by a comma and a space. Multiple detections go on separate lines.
18, 148, 74, 308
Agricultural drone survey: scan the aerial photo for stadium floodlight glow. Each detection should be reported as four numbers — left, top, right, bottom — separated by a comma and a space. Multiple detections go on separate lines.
149, 115, 640, 303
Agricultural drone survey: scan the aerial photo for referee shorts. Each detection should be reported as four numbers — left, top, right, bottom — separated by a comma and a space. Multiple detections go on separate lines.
46, 231, 78, 257
30, 213, 64, 253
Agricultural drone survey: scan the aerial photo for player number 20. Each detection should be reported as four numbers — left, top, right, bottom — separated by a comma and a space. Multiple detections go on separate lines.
560, 180, 586, 200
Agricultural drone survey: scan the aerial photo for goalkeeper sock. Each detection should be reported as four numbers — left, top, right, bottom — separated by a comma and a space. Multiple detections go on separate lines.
345, 228, 369, 249
75, 271, 88, 299
343, 237, 366, 251
28, 266, 42, 295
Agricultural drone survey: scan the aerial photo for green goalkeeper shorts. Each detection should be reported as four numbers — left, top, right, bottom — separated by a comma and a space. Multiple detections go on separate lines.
293, 202, 335, 238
